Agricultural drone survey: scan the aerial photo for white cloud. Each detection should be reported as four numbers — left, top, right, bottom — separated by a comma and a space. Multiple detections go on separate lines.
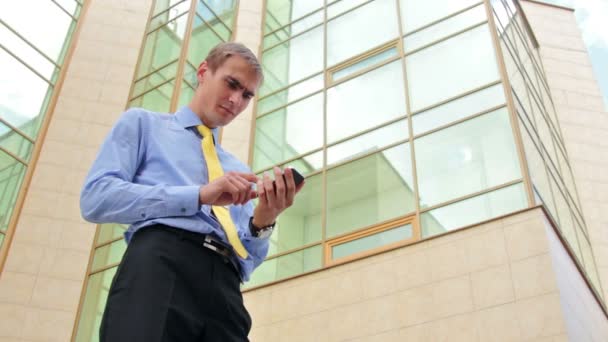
573, 0, 608, 48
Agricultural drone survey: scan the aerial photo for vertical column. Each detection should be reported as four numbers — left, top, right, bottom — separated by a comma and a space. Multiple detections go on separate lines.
521, 0, 608, 301
0, 0, 152, 340
221, 0, 264, 163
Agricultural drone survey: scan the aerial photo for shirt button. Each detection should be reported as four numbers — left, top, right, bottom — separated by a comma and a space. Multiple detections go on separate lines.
141, 213, 146, 218
181, 208, 186, 213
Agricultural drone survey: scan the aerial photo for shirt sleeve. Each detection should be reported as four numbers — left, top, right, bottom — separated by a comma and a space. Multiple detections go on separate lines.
234, 187, 270, 272
80, 109, 200, 224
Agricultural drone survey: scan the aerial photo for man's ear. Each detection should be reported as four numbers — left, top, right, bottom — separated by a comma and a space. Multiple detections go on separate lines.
197, 61, 209, 84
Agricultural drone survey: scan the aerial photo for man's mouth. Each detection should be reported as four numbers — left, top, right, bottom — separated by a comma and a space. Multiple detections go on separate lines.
219, 105, 234, 116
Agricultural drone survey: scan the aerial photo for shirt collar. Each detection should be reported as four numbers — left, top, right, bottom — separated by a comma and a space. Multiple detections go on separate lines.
175, 106, 220, 142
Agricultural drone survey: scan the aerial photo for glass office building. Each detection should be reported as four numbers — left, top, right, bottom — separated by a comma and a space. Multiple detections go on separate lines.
0, 0, 607, 341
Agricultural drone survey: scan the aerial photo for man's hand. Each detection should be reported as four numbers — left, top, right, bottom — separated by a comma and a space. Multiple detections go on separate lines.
199, 172, 258, 206
253, 167, 305, 227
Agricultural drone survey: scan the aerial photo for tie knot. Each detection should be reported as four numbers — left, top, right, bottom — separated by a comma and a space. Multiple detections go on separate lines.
196, 125, 212, 139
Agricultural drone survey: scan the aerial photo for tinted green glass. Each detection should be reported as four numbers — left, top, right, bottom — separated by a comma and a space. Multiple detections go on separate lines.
415, 109, 521, 208
0, 126, 34, 162
263, 9, 323, 49
137, 16, 188, 79
332, 47, 398, 82
132, 62, 179, 98
327, 60, 406, 143
327, 144, 415, 238
278, 151, 323, 176
91, 240, 127, 272
332, 224, 413, 260
0, 151, 26, 231
74, 267, 117, 342
149, 1, 191, 33
264, 0, 323, 33
327, 0, 398, 66
96, 224, 127, 245
256, 74, 323, 115
406, 25, 499, 111
129, 80, 174, 112
269, 174, 322, 255
421, 183, 527, 237
400, 0, 480, 33
245, 245, 322, 288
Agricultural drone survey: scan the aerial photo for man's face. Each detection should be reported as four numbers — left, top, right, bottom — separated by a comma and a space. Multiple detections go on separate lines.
195, 56, 261, 128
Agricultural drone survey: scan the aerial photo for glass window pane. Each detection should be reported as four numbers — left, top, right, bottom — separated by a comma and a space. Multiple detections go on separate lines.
0, 127, 34, 162
74, 268, 117, 342
404, 4, 486, 53
96, 224, 127, 245
279, 151, 323, 176
264, 0, 324, 33
129, 80, 175, 112
327, 0, 398, 66
328, 0, 370, 19
421, 183, 527, 237
196, 1, 231, 41
261, 26, 323, 96
132, 62, 179, 98
91, 240, 127, 272
412, 84, 505, 135
332, 223, 413, 260
253, 94, 323, 171
137, 15, 188, 78
327, 60, 406, 143
551, 179, 582, 263
257, 74, 323, 115
327, 119, 408, 166
245, 245, 322, 288
149, 1, 190, 33
406, 25, 500, 112
268, 174, 322, 255
400, 0, 480, 33
327, 144, 415, 238
263, 10, 324, 49
0, 25, 57, 81
415, 109, 521, 208
0, 151, 26, 231
333, 47, 398, 82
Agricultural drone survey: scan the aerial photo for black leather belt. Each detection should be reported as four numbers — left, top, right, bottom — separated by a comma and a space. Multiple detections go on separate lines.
148, 224, 242, 281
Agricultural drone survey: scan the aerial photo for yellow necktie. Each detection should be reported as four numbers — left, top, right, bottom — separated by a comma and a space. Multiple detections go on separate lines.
197, 125, 248, 259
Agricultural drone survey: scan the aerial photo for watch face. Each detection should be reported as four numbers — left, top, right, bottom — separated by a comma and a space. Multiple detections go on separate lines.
257, 227, 273, 239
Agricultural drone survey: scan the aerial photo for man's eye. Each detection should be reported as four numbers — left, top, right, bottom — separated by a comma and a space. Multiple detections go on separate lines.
227, 80, 238, 89
243, 94, 253, 100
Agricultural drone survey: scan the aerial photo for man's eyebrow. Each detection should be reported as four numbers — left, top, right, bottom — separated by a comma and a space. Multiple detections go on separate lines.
227, 76, 255, 97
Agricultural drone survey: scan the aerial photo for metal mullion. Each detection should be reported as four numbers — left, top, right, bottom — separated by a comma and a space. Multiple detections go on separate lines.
420, 179, 523, 213
264, 242, 322, 261
326, 214, 415, 249
321, 0, 328, 264
194, 12, 227, 42
412, 104, 508, 140
1, 19, 61, 69
94, 235, 124, 249
0, 117, 35, 143
484, 0, 535, 207
130, 77, 175, 101
169, 0, 198, 112
50, 0, 78, 21
89, 262, 120, 276
258, 71, 323, 100
326, 0, 375, 22
147, 11, 189, 35
329, 54, 400, 88
264, 7, 323, 38
262, 22, 323, 53
256, 89, 324, 118
132, 70, 175, 99
404, 20, 488, 57
404, 1, 484, 37
327, 114, 408, 149
411, 80, 501, 115
151, 0, 188, 20
198, 0, 233, 34
0, 146, 28, 166
0, 43, 54, 86
134, 59, 179, 83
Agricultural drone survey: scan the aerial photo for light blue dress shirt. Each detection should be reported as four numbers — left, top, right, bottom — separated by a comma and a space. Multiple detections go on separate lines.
80, 106, 269, 281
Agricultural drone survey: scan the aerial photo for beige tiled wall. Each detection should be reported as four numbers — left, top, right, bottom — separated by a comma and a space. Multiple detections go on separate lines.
0, 0, 151, 340
220, 0, 264, 163
244, 208, 604, 341
521, 0, 608, 302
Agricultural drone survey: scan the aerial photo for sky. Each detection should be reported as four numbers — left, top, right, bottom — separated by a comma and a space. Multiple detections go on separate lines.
540, 0, 608, 109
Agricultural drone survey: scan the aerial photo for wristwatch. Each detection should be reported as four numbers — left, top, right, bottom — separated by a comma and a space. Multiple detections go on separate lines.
250, 217, 275, 239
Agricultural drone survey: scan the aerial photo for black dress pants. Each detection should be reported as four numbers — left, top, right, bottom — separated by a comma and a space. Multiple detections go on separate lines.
99, 225, 252, 342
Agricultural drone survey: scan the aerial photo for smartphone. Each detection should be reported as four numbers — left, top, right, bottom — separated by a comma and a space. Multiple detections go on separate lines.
273, 168, 304, 188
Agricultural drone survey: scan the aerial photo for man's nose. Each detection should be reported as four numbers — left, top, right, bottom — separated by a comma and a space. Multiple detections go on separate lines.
229, 91, 241, 105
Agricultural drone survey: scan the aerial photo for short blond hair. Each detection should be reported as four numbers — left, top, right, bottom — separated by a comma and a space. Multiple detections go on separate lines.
205, 42, 263, 81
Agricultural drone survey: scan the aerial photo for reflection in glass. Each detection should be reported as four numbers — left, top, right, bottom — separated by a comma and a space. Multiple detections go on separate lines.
412, 84, 505, 135
332, 223, 413, 260
0, 152, 26, 231
327, 119, 408, 166
421, 183, 527, 237
264, 0, 324, 33
97, 224, 127, 245
327, 144, 415, 238
327, 0, 398, 66
406, 25, 499, 111
404, 4, 486, 52
74, 268, 117, 342
415, 109, 521, 208
327, 60, 406, 143
245, 245, 322, 288
333, 47, 398, 82
263, 10, 324, 49
269, 174, 322, 255
400, 0, 480, 33
253, 93, 323, 171
257, 74, 324, 115
91, 240, 127, 272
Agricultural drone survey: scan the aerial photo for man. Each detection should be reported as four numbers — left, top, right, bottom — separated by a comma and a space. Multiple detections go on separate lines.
80, 42, 302, 341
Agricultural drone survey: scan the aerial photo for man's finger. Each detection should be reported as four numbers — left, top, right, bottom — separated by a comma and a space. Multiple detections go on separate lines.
235, 172, 259, 183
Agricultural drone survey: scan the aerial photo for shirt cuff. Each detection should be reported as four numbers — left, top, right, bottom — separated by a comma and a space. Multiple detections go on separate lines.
165, 185, 200, 216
